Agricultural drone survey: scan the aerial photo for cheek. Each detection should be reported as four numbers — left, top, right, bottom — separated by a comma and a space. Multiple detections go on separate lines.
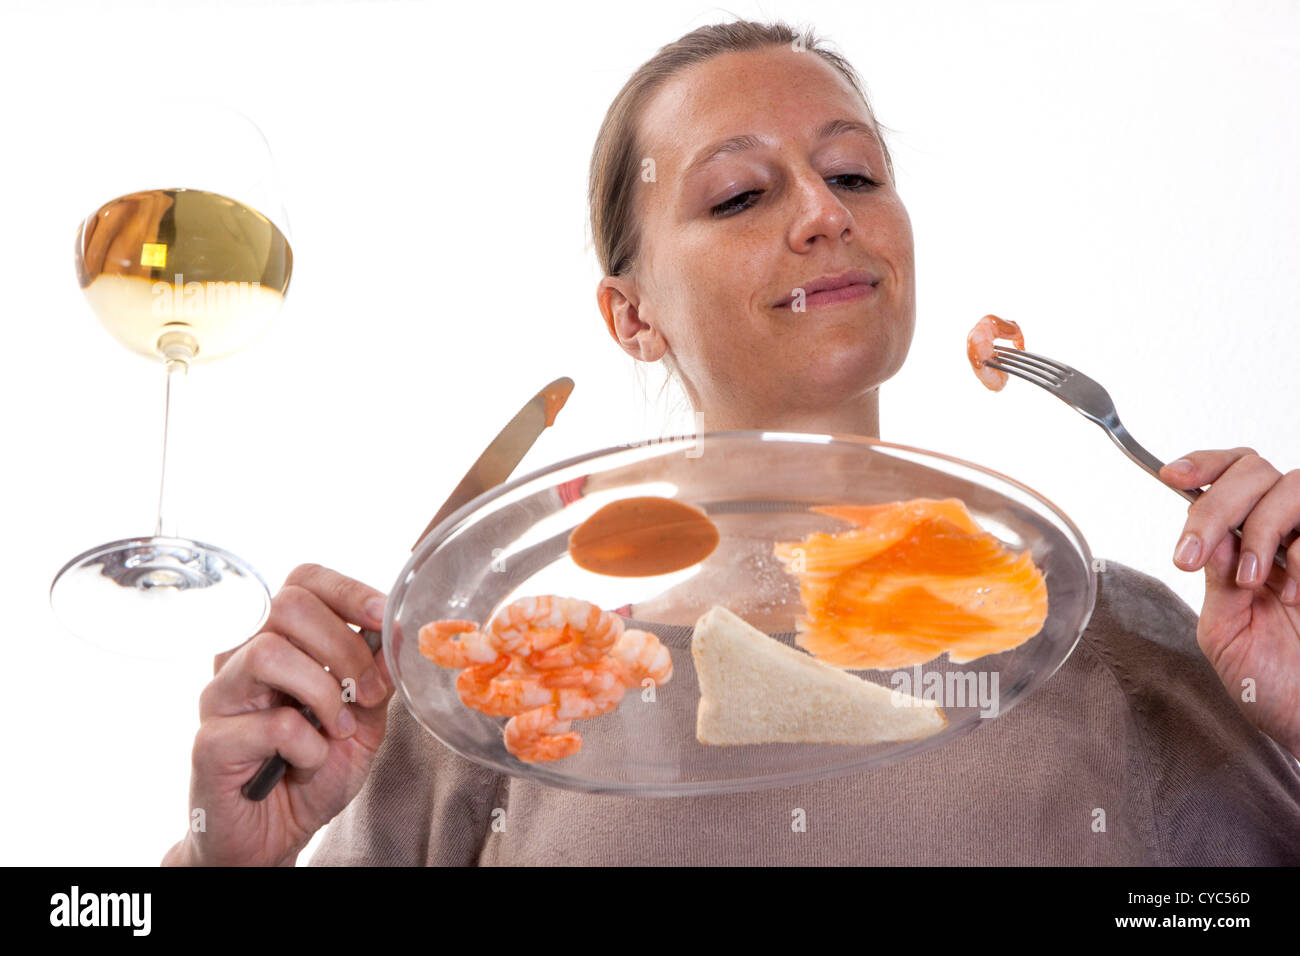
678, 241, 759, 329
882, 200, 916, 269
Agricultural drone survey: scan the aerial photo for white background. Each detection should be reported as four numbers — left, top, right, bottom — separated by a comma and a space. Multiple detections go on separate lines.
1, 0, 1296, 865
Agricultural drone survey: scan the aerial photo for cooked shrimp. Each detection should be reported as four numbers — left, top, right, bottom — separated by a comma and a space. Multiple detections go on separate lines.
456, 657, 555, 717
515, 597, 623, 669
524, 626, 569, 655
503, 705, 583, 763
422, 595, 670, 763
609, 628, 674, 687
418, 619, 502, 668
554, 686, 624, 721
966, 314, 1025, 392
489, 595, 622, 660
541, 657, 628, 720
497, 655, 543, 678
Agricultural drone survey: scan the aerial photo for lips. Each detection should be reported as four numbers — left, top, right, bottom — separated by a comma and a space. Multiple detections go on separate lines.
773, 270, 880, 309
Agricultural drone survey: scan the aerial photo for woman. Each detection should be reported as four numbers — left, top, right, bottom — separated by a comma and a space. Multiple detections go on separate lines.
163, 19, 1300, 867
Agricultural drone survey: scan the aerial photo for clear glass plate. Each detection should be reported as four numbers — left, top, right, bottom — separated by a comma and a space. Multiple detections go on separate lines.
384, 430, 1097, 797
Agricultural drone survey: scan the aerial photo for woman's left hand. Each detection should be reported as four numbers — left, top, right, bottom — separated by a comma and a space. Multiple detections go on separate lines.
1159, 448, 1300, 759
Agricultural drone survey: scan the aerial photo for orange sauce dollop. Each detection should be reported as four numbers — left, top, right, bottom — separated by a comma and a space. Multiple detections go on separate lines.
568, 496, 719, 577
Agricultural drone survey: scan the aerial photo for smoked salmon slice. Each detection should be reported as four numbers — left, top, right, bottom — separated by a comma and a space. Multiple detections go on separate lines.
772, 497, 1048, 669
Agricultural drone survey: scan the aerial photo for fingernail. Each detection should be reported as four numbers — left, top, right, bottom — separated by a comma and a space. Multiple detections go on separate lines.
1174, 533, 1201, 567
1282, 577, 1298, 604
365, 596, 387, 624
1169, 457, 1194, 473
1236, 551, 1258, 586
338, 706, 356, 736
360, 667, 386, 704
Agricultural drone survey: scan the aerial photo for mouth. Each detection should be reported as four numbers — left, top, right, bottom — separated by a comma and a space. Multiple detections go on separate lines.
773, 270, 881, 309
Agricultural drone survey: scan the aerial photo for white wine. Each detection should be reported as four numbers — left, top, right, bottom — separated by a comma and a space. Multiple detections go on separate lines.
75, 188, 292, 362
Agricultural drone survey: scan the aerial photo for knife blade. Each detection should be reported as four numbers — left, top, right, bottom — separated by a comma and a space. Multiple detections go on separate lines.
410, 376, 575, 548
240, 376, 575, 801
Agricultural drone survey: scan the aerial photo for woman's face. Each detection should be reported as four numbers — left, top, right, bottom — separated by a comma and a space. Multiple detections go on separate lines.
599, 45, 916, 428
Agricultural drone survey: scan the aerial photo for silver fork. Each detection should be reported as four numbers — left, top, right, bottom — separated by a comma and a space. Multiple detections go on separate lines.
984, 345, 1291, 572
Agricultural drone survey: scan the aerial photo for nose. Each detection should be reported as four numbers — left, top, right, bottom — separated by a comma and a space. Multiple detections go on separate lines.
786, 169, 854, 251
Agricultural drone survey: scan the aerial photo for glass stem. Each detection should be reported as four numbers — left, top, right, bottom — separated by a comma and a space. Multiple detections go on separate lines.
154, 330, 198, 539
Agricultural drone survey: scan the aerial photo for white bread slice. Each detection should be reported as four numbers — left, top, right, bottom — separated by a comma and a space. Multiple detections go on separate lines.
692, 605, 947, 745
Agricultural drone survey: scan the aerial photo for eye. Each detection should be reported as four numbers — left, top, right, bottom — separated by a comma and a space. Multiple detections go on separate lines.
710, 175, 883, 218
828, 173, 883, 191
711, 190, 762, 218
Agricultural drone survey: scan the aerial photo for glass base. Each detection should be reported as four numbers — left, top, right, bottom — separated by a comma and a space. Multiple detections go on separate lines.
50, 536, 271, 661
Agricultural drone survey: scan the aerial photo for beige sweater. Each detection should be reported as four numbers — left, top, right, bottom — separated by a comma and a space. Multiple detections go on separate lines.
310, 559, 1300, 865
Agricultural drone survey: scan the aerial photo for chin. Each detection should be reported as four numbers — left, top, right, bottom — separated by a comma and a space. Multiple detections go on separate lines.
796, 328, 904, 396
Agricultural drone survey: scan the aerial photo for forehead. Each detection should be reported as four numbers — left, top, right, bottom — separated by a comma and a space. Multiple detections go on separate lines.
638, 46, 874, 171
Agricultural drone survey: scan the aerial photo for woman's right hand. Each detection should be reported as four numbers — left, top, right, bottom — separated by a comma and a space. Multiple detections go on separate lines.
162, 563, 394, 866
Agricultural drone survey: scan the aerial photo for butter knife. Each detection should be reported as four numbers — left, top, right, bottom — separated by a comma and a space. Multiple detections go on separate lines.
240, 376, 575, 801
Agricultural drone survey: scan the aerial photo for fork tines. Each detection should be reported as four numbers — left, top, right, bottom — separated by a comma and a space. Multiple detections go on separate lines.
985, 346, 1069, 388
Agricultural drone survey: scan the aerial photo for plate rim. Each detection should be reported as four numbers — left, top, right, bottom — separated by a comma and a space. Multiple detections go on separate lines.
383, 428, 1099, 796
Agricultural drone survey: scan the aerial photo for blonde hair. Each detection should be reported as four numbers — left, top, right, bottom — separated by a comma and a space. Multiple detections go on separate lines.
587, 18, 896, 422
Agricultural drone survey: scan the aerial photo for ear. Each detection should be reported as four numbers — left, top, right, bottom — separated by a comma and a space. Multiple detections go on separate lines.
597, 275, 668, 362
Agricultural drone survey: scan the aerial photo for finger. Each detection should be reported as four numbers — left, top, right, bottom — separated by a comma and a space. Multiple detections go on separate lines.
374, 622, 403, 690
1158, 446, 1259, 489
192, 707, 332, 781
200, 631, 358, 741
284, 563, 387, 631
1229, 468, 1300, 588
1199, 550, 1294, 682
213, 633, 256, 676
1197, 532, 1246, 654
1282, 536, 1300, 606
1170, 452, 1278, 573
266, 583, 387, 706
281, 564, 389, 703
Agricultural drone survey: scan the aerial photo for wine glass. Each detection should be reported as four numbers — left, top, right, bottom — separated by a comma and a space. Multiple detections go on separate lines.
49, 103, 292, 661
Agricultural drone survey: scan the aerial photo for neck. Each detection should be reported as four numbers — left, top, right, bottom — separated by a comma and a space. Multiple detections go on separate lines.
693, 388, 882, 440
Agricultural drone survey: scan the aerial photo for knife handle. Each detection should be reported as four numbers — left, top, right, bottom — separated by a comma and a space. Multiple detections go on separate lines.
241, 626, 384, 802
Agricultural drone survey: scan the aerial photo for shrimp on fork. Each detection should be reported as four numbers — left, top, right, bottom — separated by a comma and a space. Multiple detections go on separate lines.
966, 314, 1025, 392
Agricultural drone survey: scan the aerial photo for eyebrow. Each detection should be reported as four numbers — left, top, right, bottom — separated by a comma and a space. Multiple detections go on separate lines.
683, 118, 879, 179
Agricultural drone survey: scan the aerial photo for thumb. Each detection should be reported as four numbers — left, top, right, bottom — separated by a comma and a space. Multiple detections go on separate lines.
1197, 533, 1250, 642
1202, 532, 1241, 589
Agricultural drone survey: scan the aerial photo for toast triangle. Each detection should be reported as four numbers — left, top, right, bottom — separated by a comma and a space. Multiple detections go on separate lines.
692, 605, 947, 745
